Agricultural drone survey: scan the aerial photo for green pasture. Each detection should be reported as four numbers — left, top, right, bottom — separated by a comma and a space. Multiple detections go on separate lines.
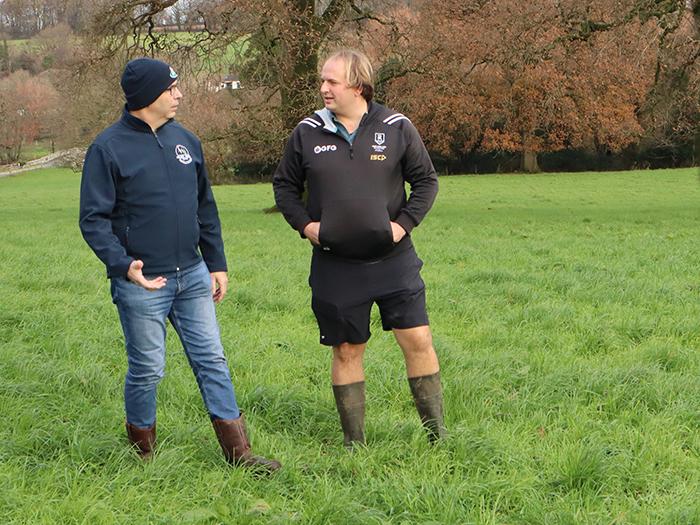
18, 140, 53, 163
0, 167, 699, 524
99, 31, 246, 74
4, 31, 245, 74
4, 37, 32, 49
157, 31, 248, 68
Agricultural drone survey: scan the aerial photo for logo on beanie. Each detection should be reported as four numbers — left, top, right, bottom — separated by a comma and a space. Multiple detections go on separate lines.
169, 67, 178, 79
175, 145, 192, 164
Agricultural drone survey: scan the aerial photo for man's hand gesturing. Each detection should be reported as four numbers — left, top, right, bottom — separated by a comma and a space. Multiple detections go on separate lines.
127, 260, 167, 290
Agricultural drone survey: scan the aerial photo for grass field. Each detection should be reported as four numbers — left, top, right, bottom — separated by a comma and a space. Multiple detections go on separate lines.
18, 140, 53, 163
4, 32, 245, 74
4, 38, 32, 49
0, 167, 699, 524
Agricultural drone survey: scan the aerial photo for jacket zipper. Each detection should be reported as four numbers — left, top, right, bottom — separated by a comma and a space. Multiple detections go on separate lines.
154, 129, 181, 271
348, 122, 368, 159
152, 130, 164, 149
324, 117, 367, 159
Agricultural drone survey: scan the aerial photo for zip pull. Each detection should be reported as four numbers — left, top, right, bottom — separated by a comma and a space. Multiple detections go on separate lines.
153, 131, 164, 149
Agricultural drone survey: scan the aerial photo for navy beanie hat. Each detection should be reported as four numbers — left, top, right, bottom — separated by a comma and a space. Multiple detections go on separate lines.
121, 57, 178, 110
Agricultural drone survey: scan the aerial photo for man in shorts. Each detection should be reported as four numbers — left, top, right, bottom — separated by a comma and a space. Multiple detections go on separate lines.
273, 49, 446, 447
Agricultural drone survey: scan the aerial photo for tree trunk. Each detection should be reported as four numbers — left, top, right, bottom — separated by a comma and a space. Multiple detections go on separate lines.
521, 150, 540, 172
1, 38, 8, 74
280, 41, 320, 129
278, 0, 348, 129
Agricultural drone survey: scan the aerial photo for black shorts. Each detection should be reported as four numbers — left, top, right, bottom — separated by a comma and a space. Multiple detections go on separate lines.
309, 247, 429, 346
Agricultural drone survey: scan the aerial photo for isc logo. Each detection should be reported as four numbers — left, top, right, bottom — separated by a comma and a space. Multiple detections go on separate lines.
314, 144, 337, 154
370, 154, 387, 161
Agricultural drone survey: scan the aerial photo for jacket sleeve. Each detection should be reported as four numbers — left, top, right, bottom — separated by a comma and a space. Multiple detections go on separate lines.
395, 121, 439, 234
79, 144, 133, 278
196, 142, 227, 273
273, 128, 312, 237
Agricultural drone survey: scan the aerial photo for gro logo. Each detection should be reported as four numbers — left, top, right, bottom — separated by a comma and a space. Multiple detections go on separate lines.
314, 144, 337, 154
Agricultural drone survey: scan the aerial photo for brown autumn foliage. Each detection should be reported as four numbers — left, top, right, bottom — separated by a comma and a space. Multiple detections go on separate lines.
35, 22, 80, 69
21, 0, 694, 175
0, 70, 60, 162
383, 0, 674, 171
638, 3, 700, 161
81, 0, 382, 179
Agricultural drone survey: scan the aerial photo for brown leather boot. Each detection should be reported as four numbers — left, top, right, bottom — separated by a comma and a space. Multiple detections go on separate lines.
212, 414, 281, 473
126, 421, 156, 458
332, 381, 366, 449
409, 372, 447, 442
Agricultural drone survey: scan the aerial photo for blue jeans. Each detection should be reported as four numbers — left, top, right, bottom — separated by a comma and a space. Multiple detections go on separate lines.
111, 260, 240, 428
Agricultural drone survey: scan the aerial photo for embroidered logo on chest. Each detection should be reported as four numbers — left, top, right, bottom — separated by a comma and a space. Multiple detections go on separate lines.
175, 144, 192, 164
372, 132, 386, 152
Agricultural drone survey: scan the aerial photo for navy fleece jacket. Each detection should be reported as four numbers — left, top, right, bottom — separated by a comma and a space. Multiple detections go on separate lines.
79, 108, 227, 278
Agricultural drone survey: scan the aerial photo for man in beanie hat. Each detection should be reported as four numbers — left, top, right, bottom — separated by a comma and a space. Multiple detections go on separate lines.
79, 57, 280, 472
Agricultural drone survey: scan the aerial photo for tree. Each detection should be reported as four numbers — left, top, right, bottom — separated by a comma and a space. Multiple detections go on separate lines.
80, 0, 393, 178
384, 0, 667, 172
0, 34, 9, 75
36, 22, 77, 69
54, 0, 696, 175
637, 0, 700, 164
0, 0, 100, 38
0, 70, 59, 163
383, 0, 697, 172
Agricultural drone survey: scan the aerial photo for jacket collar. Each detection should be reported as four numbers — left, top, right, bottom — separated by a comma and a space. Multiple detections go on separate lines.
120, 105, 173, 133
314, 101, 379, 133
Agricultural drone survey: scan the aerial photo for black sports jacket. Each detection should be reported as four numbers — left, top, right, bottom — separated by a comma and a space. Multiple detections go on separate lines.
273, 102, 438, 261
